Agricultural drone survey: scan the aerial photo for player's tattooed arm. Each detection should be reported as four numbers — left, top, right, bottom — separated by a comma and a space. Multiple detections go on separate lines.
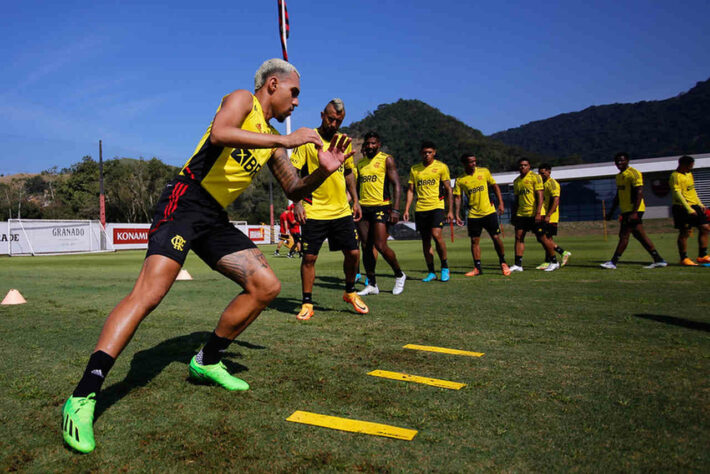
268, 136, 353, 202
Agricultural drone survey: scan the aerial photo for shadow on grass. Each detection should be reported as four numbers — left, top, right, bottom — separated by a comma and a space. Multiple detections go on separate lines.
95, 331, 264, 419
634, 313, 710, 332
269, 296, 333, 315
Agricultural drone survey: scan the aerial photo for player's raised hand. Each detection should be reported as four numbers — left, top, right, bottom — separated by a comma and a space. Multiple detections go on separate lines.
317, 134, 352, 174
284, 127, 323, 149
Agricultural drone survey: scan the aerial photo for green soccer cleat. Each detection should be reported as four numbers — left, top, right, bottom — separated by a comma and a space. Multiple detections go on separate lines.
561, 251, 572, 266
62, 393, 97, 453
189, 356, 250, 391
536, 262, 550, 270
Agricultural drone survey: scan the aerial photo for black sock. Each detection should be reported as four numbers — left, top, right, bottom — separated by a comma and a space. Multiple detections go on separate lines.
368, 275, 377, 286
700, 247, 708, 258
394, 269, 404, 278
550, 255, 558, 264
650, 250, 663, 262
555, 246, 564, 255
515, 256, 523, 267
680, 251, 688, 260
426, 262, 435, 273
302, 293, 312, 304
474, 260, 482, 271
441, 259, 448, 269
345, 282, 356, 293
73, 350, 115, 397
499, 254, 506, 264
197, 332, 233, 366
611, 253, 621, 264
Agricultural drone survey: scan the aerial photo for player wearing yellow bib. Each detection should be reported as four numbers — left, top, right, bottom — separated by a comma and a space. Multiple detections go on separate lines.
536, 164, 572, 269
356, 131, 406, 296
669, 155, 709, 266
60, 59, 354, 454
453, 154, 510, 276
510, 158, 559, 272
403, 141, 454, 282
291, 99, 368, 320
601, 152, 666, 269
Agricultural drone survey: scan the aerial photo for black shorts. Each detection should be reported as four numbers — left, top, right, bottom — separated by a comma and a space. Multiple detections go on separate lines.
672, 205, 708, 230
302, 216, 359, 255
544, 222, 558, 237
361, 205, 391, 225
467, 212, 501, 238
146, 178, 256, 269
279, 233, 290, 242
290, 232, 302, 244
415, 208, 445, 236
513, 216, 544, 236
620, 211, 644, 230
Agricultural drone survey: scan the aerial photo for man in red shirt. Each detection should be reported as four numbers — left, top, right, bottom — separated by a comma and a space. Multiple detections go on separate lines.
274, 208, 293, 256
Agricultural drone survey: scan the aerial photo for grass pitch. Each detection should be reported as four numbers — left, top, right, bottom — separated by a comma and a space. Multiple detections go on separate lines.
1, 225, 709, 471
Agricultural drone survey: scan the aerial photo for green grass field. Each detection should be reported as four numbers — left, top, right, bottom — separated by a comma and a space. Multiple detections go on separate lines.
1, 225, 709, 471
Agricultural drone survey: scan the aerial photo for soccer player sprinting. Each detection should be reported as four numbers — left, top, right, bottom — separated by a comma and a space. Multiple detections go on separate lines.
510, 158, 559, 272
61, 59, 354, 454
536, 164, 572, 269
403, 141, 454, 282
291, 99, 368, 320
669, 155, 710, 266
453, 153, 511, 276
601, 152, 666, 269
356, 131, 406, 296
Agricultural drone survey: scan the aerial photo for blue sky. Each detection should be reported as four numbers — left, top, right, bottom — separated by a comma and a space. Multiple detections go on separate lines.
2, 0, 709, 175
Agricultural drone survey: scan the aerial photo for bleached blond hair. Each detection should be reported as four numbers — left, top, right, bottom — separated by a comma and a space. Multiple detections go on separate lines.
326, 98, 345, 113
254, 58, 300, 90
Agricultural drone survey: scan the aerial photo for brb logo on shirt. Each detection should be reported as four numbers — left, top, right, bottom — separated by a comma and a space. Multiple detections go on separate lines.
231, 148, 262, 177
360, 175, 378, 183
417, 178, 437, 187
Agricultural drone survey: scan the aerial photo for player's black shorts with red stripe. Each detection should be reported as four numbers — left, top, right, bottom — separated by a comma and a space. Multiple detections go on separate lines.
620, 211, 644, 230
302, 216, 359, 255
467, 212, 501, 238
361, 205, 391, 225
513, 216, 545, 236
672, 205, 708, 230
146, 177, 256, 268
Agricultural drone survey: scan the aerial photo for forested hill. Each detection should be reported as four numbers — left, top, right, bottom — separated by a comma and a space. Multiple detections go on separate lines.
341, 99, 557, 177
490, 78, 710, 163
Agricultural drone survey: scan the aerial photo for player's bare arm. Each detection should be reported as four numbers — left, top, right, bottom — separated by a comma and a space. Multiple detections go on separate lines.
268, 135, 352, 202
493, 183, 504, 215
444, 180, 454, 222
386, 156, 401, 223
403, 184, 415, 222
345, 170, 362, 222
210, 90, 323, 150
534, 190, 544, 222
631, 186, 644, 216
454, 195, 464, 226
546, 196, 560, 223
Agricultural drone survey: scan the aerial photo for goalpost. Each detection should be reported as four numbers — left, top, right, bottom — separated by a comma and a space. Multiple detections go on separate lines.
7, 219, 114, 256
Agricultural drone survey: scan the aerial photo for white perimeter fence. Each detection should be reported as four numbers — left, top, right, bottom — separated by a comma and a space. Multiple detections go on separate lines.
0, 220, 278, 256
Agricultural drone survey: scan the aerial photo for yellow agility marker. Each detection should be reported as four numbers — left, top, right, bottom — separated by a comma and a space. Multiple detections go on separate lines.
368, 370, 466, 390
403, 344, 484, 358
286, 411, 417, 441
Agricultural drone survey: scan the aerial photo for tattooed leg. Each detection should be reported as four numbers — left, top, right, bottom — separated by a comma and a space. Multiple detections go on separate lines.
213, 248, 281, 339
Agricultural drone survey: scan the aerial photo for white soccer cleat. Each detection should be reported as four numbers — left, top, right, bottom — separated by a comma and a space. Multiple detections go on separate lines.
509, 265, 524, 272
544, 262, 560, 272
392, 273, 406, 295
643, 261, 668, 269
357, 284, 380, 296
600, 261, 617, 270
